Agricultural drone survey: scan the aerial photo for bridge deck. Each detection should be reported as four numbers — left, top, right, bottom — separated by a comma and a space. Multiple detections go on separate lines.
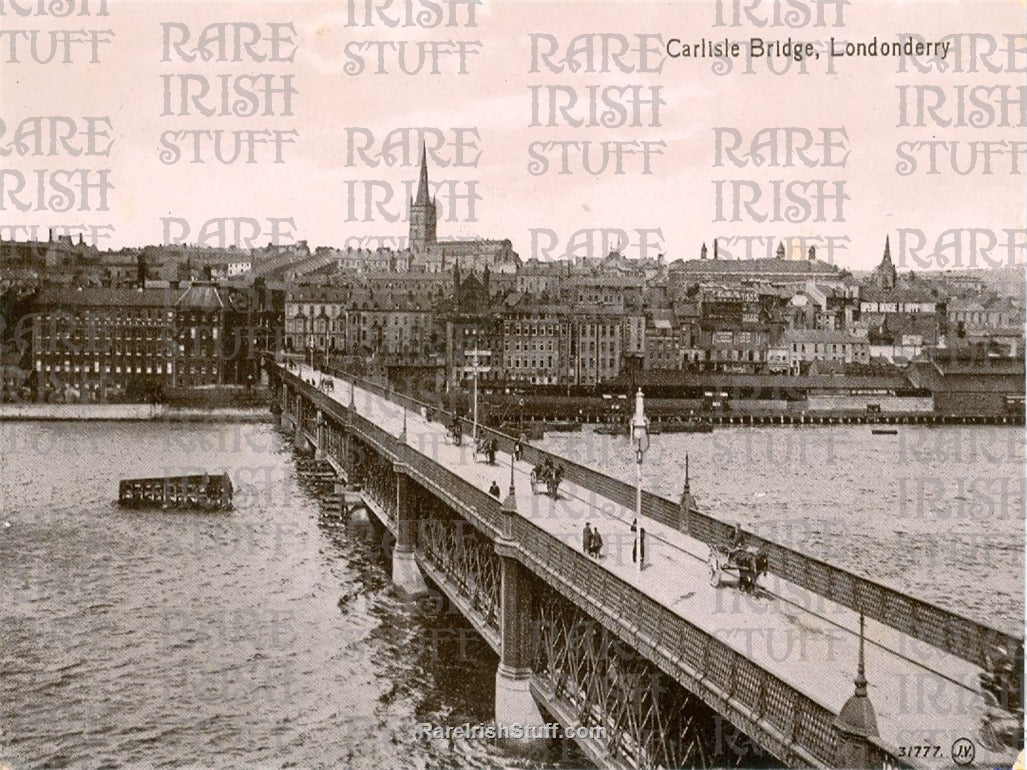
295, 364, 1013, 768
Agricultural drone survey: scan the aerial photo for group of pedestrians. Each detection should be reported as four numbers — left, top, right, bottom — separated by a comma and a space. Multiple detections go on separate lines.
580, 518, 647, 568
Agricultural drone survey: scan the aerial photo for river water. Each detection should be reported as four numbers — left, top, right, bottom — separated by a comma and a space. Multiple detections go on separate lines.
0, 421, 582, 768
0, 420, 1022, 766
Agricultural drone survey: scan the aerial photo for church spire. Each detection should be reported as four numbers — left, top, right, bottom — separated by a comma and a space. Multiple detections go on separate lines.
416, 143, 430, 205
409, 143, 437, 251
876, 235, 896, 289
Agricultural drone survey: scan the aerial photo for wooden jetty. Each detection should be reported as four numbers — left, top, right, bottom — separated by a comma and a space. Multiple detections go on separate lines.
118, 473, 233, 510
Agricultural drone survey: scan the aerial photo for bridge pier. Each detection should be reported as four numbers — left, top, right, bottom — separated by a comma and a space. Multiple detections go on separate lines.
294, 394, 304, 447
392, 463, 427, 596
315, 410, 325, 461
279, 385, 290, 429
495, 481, 545, 734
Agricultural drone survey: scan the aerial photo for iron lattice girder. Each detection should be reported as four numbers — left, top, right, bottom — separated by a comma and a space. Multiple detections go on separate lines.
507, 521, 832, 768
356, 442, 398, 526
532, 588, 709, 770
279, 366, 841, 767
417, 496, 501, 631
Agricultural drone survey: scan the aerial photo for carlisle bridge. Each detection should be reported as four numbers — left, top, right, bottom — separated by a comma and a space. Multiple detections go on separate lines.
268, 356, 1022, 769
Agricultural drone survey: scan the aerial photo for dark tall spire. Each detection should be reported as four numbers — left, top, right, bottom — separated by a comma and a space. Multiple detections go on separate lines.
833, 612, 879, 767
415, 143, 430, 205
877, 235, 897, 289
854, 613, 868, 697
680, 453, 696, 518
409, 143, 437, 249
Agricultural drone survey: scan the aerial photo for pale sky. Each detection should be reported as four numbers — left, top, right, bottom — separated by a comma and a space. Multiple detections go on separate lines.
2, 0, 1025, 271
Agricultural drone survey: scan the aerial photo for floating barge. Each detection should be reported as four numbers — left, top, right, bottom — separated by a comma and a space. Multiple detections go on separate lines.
118, 473, 233, 510
660, 420, 714, 434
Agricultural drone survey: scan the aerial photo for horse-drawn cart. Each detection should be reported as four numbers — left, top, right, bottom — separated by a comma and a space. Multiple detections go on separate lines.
530, 462, 564, 498
708, 544, 768, 592
444, 421, 463, 446
472, 436, 497, 464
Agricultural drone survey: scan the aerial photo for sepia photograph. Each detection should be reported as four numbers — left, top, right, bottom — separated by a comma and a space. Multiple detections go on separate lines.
0, 0, 1024, 768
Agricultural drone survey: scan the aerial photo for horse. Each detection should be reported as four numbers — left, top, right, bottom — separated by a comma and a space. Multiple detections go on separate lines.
710, 545, 769, 592
445, 421, 462, 446
473, 436, 490, 463
530, 462, 547, 494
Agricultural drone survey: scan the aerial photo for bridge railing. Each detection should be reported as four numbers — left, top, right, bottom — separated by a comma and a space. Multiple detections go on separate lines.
275, 360, 1024, 687
275, 363, 921, 768
509, 512, 850, 768
393, 438, 505, 538
290, 365, 505, 539
471, 411, 1024, 683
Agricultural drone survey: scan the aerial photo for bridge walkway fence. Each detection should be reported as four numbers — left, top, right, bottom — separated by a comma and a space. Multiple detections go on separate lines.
300, 361, 1023, 691
274, 362, 924, 769
284, 367, 846, 767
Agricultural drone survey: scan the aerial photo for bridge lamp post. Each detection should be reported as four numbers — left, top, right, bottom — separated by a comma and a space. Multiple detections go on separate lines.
472, 341, 479, 439
466, 327, 489, 440
630, 388, 650, 573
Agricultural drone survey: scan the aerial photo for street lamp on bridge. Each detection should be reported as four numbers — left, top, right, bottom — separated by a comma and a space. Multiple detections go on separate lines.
464, 326, 490, 440
630, 388, 650, 573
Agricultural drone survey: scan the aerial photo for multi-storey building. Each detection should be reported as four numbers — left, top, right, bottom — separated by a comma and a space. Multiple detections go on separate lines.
947, 296, 1017, 333
30, 282, 250, 399
284, 283, 441, 365
174, 284, 231, 387
570, 309, 629, 386
501, 299, 569, 386
32, 286, 177, 401
783, 329, 871, 373
644, 310, 681, 370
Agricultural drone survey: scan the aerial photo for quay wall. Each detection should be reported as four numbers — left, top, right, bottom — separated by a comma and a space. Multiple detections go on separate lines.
0, 404, 273, 422
803, 394, 935, 413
